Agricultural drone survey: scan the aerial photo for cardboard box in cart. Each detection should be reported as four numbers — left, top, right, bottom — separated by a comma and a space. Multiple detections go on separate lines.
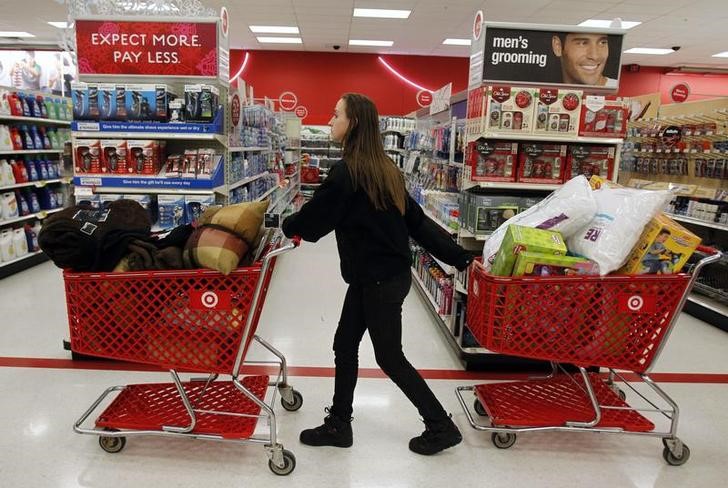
491, 225, 567, 276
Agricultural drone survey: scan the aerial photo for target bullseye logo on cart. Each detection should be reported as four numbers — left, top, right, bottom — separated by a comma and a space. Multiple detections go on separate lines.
618, 293, 656, 314
190, 290, 232, 311
627, 295, 644, 312
202, 291, 219, 308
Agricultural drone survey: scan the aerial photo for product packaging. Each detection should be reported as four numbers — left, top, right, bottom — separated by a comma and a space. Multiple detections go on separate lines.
115, 85, 127, 120
1, 192, 19, 220
485, 86, 536, 133
99, 194, 125, 207
566, 145, 615, 180
517, 143, 567, 184
512, 252, 599, 276
125, 85, 175, 121
618, 213, 701, 275
466, 138, 518, 182
75, 193, 101, 209
196, 149, 216, 178
127, 140, 160, 175
491, 224, 567, 276
157, 194, 186, 229
98, 84, 117, 120
123, 194, 154, 223
184, 194, 215, 225
168, 99, 185, 123
74, 140, 102, 174
533, 88, 583, 136
71, 82, 90, 120
579, 96, 629, 138
100, 140, 128, 174
184, 84, 219, 122
182, 149, 199, 178
464, 193, 521, 235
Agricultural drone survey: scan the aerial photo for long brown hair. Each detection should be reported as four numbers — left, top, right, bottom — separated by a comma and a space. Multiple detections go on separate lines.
340, 93, 407, 214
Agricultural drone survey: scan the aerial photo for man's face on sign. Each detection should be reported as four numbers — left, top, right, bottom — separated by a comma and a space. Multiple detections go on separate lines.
552, 33, 609, 86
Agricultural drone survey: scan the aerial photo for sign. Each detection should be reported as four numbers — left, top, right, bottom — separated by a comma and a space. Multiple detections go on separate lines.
476, 23, 625, 91
473, 10, 484, 41
189, 290, 232, 311
670, 83, 690, 103
75, 20, 219, 77
231, 93, 241, 127
468, 11, 486, 88
416, 90, 433, 107
295, 105, 308, 119
430, 82, 452, 115
279, 91, 298, 111
220, 6, 229, 38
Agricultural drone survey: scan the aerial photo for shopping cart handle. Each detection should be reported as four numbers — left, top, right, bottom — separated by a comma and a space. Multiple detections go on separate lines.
697, 245, 720, 256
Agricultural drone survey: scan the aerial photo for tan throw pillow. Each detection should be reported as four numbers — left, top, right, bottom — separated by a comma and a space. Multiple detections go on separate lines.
183, 225, 249, 275
209, 200, 269, 245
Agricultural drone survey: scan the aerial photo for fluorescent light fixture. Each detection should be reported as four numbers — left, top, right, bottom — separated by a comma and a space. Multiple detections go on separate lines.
257, 36, 303, 44
712, 51, 728, 58
47, 21, 68, 29
443, 38, 471, 46
579, 19, 641, 29
0, 31, 35, 37
624, 47, 675, 55
349, 39, 394, 47
353, 8, 410, 19
249, 25, 299, 34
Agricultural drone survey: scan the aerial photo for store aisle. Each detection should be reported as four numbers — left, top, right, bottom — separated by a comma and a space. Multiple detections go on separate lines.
1, 234, 728, 487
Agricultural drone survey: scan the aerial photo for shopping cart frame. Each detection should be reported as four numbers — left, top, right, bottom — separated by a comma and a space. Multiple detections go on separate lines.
456, 246, 722, 466
71, 231, 303, 475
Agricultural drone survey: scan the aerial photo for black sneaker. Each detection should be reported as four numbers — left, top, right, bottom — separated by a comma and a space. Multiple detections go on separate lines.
409, 416, 462, 455
299, 408, 353, 448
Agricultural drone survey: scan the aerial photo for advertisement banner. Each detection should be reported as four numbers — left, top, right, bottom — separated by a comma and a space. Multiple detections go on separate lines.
480, 23, 625, 91
75, 19, 219, 77
430, 82, 452, 115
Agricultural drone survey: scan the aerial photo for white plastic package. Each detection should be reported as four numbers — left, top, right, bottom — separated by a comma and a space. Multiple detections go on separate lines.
482, 175, 597, 266
568, 187, 672, 275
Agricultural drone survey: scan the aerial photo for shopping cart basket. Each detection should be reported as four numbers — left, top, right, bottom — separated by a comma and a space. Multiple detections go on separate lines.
68, 231, 302, 475
456, 246, 722, 466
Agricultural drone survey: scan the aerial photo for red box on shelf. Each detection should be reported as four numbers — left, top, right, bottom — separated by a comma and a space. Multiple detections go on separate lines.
100, 140, 128, 174
566, 145, 615, 180
485, 86, 536, 134
517, 143, 567, 184
579, 96, 628, 138
74, 140, 102, 174
127, 140, 163, 175
467, 138, 518, 182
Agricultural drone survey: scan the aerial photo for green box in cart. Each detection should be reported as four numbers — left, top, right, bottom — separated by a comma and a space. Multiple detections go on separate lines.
491, 225, 567, 276
512, 252, 598, 276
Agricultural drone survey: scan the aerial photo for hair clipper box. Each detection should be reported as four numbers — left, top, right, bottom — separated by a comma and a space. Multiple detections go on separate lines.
566, 145, 615, 180
467, 138, 518, 182
127, 140, 160, 175
486, 86, 535, 133
579, 96, 629, 138
71, 82, 91, 120
533, 88, 582, 136
97, 84, 117, 120
184, 84, 219, 122
517, 143, 567, 184
157, 194, 186, 230
74, 140, 101, 174
125, 84, 156, 121
184, 194, 215, 225
115, 84, 127, 120
100, 140, 128, 174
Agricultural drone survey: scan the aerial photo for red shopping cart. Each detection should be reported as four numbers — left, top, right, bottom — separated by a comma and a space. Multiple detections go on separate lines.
69, 231, 302, 475
456, 246, 722, 466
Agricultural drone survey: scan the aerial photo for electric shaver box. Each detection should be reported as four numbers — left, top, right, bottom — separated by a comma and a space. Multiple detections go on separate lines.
125, 84, 176, 122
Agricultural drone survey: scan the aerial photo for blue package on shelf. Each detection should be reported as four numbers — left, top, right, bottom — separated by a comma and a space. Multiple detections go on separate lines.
71, 108, 224, 136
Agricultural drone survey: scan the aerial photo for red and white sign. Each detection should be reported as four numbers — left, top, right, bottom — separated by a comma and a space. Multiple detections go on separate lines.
279, 91, 298, 111
473, 10, 484, 41
75, 20, 219, 77
670, 83, 690, 103
220, 7, 229, 38
618, 294, 657, 314
295, 105, 308, 119
189, 290, 232, 311
416, 90, 433, 107
231, 93, 241, 127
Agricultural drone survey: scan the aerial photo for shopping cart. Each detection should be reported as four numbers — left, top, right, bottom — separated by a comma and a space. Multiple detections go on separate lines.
456, 246, 722, 466
68, 230, 302, 475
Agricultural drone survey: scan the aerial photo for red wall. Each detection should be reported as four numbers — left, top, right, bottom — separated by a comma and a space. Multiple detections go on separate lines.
230, 50, 468, 124
617, 66, 728, 103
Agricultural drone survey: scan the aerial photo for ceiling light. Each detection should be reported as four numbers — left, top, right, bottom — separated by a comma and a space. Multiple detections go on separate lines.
353, 8, 411, 19
249, 26, 299, 34
443, 38, 471, 46
624, 47, 675, 55
47, 21, 68, 29
0, 31, 35, 38
257, 37, 303, 44
349, 39, 394, 47
578, 19, 642, 29
712, 51, 728, 58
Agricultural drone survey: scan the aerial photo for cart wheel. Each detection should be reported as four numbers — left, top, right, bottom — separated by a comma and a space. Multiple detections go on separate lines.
99, 435, 126, 454
663, 443, 690, 466
491, 432, 517, 449
281, 390, 303, 412
269, 449, 296, 476
473, 399, 487, 417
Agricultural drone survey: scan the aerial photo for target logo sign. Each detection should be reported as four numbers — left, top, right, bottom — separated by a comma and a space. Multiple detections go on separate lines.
618, 294, 656, 314
279, 91, 298, 111
190, 290, 232, 311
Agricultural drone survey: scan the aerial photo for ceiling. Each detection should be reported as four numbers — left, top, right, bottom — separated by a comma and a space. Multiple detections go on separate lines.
1, 0, 727, 68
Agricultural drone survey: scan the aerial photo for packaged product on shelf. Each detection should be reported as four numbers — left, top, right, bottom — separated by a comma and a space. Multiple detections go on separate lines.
0, 125, 12, 150
101, 140, 128, 174
115, 85, 127, 120
491, 225, 567, 276
127, 140, 160, 175
74, 140, 102, 174
24, 224, 39, 252
519, 196, 543, 213
0, 159, 15, 186
155, 85, 176, 121
10, 159, 29, 183
75, 193, 101, 208
168, 100, 185, 123
98, 84, 117, 120
184, 84, 219, 122
466, 86, 489, 137
24, 159, 39, 181
0, 230, 16, 262
125, 85, 156, 121
566, 145, 615, 180
517, 143, 567, 184
533, 88, 583, 136
465, 194, 521, 235
184, 195, 215, 225
25, 188, 41, 212
164, 154, 183, 177
20, 125, 34, 150
11, 228, 28, 257
182, 149, 199, 178
466, 138, 518, 182
15, 190, 30, 215
512, 252, 598, 276
71, 82, 90, 120
0, 89, 10, 115
1, 192, 19, 220
157, 194, 186, 229
618, 213, 701, 275
579, 96, 628, 138
485, 86, 536, 133
99, 194, 125, 207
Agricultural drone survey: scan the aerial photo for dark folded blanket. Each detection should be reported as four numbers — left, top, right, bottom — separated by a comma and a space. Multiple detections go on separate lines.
125, 239, 185, 271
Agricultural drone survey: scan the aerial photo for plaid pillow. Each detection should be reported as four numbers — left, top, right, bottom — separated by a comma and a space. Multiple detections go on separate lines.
183, 225, 249, 275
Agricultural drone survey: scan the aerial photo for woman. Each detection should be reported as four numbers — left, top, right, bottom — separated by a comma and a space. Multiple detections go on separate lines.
282, 93, 472, 455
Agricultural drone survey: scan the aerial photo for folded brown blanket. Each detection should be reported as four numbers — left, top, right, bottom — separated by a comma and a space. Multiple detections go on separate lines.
124, 239, 185, 271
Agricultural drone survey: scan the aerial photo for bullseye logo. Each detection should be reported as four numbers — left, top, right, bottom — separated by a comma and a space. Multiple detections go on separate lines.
190, 290, 232, 311
201, 291, 219, 309
618, 293, 656, 314
627, 295, 644, 312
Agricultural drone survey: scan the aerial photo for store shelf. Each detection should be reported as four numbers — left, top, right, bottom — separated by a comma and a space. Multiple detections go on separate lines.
474, 132, 623, 145
0, 250, 45, 269
410, 268, 451, 321
72, 116, 225, 143
284, 170, 299, 179
431, 255, 454, 275
270, 184, 297, 211
227, 172, 269, 192
0, 178, 66, 191
666, 213, 728, 232
459, 228, 490, 241
73, 130, 227, 144
421, 205, 458, 235
229, 147, 271, 152
88, 186, 221, 196
255, 185, 278, 202
0, 250, 49, 279
455, 277, 468, 295
463, 181, 561, 192
686, 293, 728, 333
0, 149, 65, 155
0, 114, 71, 125
0, 207, 63, 226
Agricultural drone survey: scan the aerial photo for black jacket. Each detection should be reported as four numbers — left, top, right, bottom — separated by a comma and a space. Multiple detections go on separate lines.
282, 160, 472, 284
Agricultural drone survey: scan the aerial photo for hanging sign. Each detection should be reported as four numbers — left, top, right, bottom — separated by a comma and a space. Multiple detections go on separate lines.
75, 19, 219, 77
220, 7, 229, 38
279, 91, 298, 111
416, 90, 433, 107
430, 82, 452, 115
295, 105, 308, 119
670, 83, 690, 103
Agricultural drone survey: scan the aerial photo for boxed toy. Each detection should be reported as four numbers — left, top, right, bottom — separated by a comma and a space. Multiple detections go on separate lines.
566, 145, 615, 180
127, 140, 161, 175
491, 225, 567, 276
467, 138, 518, 182
512, 252, 598, 276
185, 194, 215, 225
98, 84, 117, 120
579, 96, 629, 138
533, 88, 583, 136
74, 140, 101, 174
618, 213, 701, 275
486, 86, 535, 133
100, 140, 128, 174
517, 143, 567, 184
157, 194, 186, 230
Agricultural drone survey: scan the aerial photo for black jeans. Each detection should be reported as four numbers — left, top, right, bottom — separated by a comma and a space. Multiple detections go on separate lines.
330, 272, 448, 423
